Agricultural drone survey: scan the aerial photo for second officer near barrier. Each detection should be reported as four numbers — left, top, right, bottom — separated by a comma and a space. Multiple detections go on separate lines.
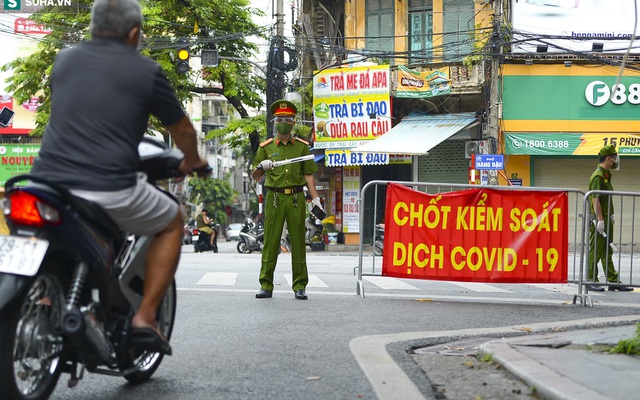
252, 99, 323, 300
587, 144, 633, 292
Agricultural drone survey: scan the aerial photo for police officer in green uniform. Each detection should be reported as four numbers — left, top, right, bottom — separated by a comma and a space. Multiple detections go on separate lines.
252, 99, 323, 300
586, 144, 632, 292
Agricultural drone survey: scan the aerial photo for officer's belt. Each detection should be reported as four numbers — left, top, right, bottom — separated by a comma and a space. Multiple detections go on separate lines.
267, 186, 305, 195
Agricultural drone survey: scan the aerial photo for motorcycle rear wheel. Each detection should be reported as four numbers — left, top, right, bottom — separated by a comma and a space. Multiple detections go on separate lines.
123, 279, 176, 384
0, 272, 66, 400
374, 239, 383, 256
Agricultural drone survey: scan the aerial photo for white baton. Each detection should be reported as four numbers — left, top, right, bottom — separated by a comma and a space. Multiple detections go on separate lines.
271, 154, 314, 167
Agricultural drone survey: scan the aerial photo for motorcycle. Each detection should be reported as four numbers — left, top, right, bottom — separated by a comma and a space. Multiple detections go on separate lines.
194, 223, 219, 253
374, 223, 385, 256
305, 213, 324, 246
0, 138, 210, 400
237, 218, 264, 254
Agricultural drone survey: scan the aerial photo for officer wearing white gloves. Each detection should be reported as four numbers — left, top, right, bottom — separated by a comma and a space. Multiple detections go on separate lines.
259, 159, 274, 171
252, 99, 322, 300
312, 196, 322, 210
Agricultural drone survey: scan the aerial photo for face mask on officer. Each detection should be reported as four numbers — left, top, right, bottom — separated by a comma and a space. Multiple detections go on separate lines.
274, 117, 294, 135
610, 155, 619, 170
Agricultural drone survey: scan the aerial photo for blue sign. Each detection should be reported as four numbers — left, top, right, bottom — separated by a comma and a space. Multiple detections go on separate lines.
475, 154, 504, 170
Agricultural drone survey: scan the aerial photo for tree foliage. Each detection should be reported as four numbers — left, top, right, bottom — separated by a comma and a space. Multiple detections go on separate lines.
188, 177, 235, 225
1, 0, 267, 136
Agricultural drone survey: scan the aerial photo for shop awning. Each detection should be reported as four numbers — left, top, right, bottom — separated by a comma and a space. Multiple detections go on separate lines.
354, 113, 479, 155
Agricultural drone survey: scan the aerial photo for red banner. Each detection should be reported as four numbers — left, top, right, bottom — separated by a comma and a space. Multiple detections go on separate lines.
382, 183, 568, 283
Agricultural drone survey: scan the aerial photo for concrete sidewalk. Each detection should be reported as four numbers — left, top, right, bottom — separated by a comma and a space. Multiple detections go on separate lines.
479, 324, 640, 400
352, 316, 640, 400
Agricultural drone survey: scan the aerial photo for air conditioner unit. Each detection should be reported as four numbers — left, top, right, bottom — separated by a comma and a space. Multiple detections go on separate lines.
464, 140, 487, 159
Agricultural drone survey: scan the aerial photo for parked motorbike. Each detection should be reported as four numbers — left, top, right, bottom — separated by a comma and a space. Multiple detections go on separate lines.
305, 213, 324, 246
237, 218, 264, 253
374, 223, 385, 256
0, 138, 210, 400
194, 223, 219, 253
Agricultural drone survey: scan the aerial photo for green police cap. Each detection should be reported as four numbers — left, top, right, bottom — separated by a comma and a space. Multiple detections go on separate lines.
270, 99, 297, 116
598, 144, 617, 157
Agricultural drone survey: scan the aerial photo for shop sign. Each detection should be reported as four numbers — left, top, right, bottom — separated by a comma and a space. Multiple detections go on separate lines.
313, 65, 391, 145
314, 140, 361, 150
509, 179, 523, 186
326, 150, 388, 167
505, 133, 640, 155
324, 150, 412, 167
395, 66, 451, 99
14, 18, 52, 34
511, 0, 640, 54
502, 65, 640, 133
342, 166, 360, 233
0, 144, 40, 186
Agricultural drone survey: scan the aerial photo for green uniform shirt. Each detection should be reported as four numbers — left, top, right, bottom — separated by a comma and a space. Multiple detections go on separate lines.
589, 165, 614, 217
253, 137, 318, 188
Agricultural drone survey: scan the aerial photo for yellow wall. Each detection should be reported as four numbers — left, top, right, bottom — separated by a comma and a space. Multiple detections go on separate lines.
345, 0, 365, 50
500, 155, 531, 186
0, 193, 8, 235
344, 0, 493, 60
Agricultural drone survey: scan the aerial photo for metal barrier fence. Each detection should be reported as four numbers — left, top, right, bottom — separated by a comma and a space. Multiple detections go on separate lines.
574, 190, 640, 306
355, 180, 595, 303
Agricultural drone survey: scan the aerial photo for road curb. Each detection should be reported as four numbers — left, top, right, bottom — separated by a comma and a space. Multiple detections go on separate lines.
349, 315, 640, 400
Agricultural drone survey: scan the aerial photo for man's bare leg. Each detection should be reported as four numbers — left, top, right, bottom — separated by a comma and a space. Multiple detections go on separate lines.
131, 211, 183, 336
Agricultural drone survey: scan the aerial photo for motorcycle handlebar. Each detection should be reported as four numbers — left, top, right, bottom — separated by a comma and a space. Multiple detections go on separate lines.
193, 164, 213, 178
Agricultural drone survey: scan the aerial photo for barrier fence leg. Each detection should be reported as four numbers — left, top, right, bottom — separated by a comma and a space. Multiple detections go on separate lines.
572, 290, 593, 307
354, 266, 365, 298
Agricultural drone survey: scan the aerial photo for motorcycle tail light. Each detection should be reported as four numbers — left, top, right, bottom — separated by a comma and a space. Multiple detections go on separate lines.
193, 228, 198, 235
5, 190, 62, 227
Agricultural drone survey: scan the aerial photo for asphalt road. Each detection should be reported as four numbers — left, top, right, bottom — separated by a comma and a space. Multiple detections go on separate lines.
48, 240, 640, 400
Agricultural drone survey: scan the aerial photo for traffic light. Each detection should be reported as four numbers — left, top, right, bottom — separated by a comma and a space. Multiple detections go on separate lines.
176, 46, 190, 74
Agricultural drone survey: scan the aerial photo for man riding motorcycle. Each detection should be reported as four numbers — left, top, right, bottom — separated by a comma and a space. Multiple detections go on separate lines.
29, 0, 208, 355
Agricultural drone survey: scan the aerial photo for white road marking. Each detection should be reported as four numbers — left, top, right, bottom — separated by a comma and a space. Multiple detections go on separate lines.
448, 282, 512, 293
283, 273, 329, 288
364, 276, 421, 290
196, 272, 238, 286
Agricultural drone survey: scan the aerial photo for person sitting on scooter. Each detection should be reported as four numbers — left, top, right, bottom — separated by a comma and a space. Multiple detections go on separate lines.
196, 209, 217, 248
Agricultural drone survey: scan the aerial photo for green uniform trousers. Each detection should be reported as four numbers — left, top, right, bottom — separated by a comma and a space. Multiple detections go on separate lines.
587, 219, 619, 283
259, 190, 308, 292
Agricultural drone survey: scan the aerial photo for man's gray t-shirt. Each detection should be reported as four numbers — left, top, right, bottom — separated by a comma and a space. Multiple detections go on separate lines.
31, 37, 185, 190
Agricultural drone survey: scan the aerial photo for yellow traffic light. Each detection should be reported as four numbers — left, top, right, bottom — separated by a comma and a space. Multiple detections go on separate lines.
177, 48, 189, 61
176, 47, 190, 74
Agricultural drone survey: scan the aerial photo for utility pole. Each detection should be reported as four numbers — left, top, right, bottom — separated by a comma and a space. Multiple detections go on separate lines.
276, 0, 284, 37
266, 0, 287, 139
487, 0, 502, 185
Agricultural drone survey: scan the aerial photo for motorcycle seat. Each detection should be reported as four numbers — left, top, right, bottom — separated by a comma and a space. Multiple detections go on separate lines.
67, 194, 121, 238
19, 180, 121, 239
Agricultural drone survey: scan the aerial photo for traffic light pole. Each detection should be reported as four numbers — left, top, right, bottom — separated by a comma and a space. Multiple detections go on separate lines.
266, 0, 286, 139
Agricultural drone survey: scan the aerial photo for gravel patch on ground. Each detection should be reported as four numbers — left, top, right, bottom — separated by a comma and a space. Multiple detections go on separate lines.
411, 337, 541, 400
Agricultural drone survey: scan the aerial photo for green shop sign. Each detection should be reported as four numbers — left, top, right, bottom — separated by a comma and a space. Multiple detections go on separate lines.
0, 144, 40, 186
